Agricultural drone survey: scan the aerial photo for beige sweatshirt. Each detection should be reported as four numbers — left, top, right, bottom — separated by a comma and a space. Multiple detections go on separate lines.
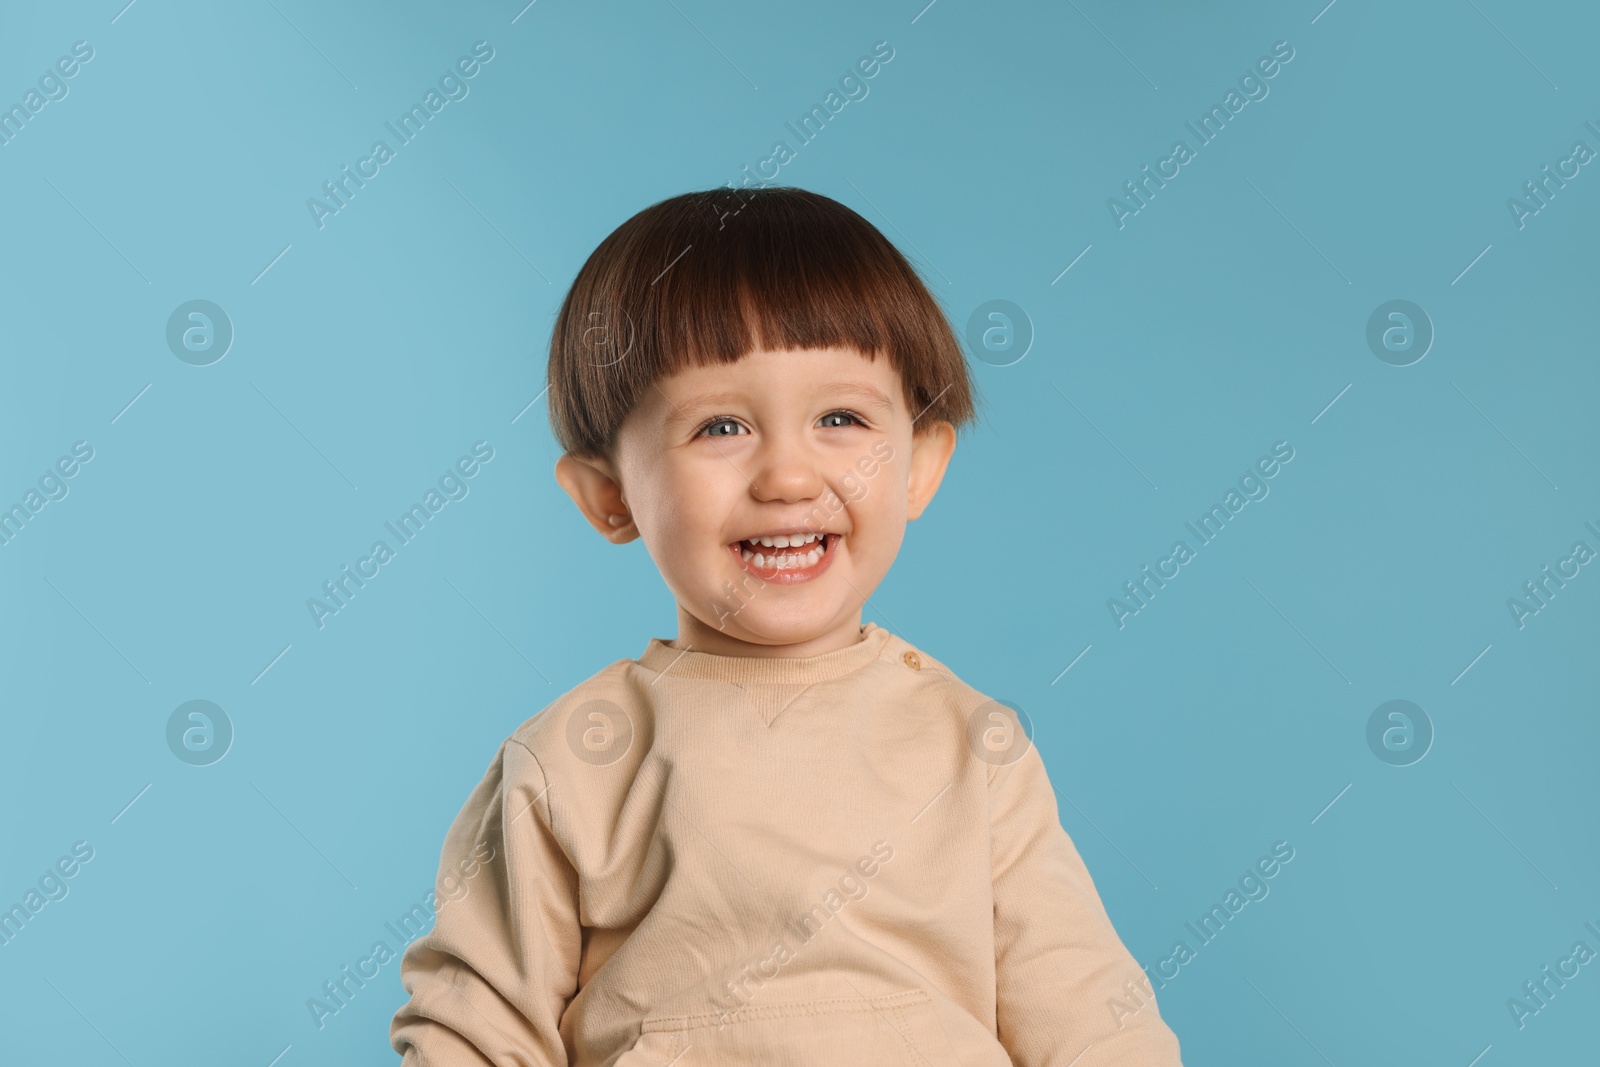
390, 623, 1183, 1065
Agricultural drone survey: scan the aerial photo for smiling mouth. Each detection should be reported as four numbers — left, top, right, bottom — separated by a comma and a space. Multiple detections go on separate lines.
727, 532, 839, 577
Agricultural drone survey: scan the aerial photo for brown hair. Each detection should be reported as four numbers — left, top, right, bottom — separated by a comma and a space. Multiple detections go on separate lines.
546, 186, 978, 458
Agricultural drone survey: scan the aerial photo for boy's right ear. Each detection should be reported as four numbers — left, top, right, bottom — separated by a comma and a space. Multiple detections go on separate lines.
554, 453, 639, 544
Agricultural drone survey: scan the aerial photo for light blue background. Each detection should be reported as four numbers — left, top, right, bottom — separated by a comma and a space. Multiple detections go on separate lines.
2, 0, 1596, 1063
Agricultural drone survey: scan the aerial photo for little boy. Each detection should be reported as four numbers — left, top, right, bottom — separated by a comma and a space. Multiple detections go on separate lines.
390, 187, 1183, 1065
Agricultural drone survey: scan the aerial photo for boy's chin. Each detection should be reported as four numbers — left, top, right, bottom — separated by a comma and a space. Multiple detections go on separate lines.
700, 605, 850, 649
723, 616, 831, 644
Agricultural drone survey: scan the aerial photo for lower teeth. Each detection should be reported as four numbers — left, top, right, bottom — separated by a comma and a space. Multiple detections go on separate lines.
740, 537, 828, 569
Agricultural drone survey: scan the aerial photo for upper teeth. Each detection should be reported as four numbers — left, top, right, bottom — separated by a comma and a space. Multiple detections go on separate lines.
746, 532, 821, 548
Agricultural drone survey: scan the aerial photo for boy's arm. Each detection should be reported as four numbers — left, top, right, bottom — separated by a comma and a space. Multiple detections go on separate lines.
391, 737, 582, 1065
990, 741, 1183, 1067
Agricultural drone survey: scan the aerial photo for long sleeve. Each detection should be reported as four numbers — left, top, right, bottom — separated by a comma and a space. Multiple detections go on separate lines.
391, 737, 582, 1065
990, 742, 1183, 1066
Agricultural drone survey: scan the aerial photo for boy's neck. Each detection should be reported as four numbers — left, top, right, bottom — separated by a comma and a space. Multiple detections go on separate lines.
672, 605, 869, 659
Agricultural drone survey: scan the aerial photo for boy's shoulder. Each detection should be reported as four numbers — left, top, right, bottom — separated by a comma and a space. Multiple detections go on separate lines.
871, 630, 993, 705
871, 635, 1035, 778
503, 654, 644, 768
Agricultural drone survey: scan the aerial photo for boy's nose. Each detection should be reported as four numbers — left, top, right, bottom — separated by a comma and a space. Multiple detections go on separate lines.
747, 437, 826, 504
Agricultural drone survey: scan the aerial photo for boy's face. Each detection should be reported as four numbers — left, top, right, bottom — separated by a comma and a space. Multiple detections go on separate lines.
556, 346, 956, 657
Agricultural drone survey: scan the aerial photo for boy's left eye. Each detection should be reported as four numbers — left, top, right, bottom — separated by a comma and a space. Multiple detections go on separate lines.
817, 410, 864, 429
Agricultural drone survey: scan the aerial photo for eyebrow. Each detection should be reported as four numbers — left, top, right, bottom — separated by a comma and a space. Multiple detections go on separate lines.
664, 381, 896, 428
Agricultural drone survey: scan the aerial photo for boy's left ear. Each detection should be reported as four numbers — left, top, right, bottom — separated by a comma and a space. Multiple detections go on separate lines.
906, 420, 957, 521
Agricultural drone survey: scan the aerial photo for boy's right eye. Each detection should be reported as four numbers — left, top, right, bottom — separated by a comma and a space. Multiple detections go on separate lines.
699, 417, 747, 438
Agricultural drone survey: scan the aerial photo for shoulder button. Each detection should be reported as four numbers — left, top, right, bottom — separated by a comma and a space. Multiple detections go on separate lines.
902, 650, 921, 670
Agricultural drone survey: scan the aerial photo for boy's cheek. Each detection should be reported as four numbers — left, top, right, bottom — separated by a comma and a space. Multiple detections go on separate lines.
851, 438, 895, 482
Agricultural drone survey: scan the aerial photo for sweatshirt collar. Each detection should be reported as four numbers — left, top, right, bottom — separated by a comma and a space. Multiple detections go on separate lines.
638, 623, 890, 686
